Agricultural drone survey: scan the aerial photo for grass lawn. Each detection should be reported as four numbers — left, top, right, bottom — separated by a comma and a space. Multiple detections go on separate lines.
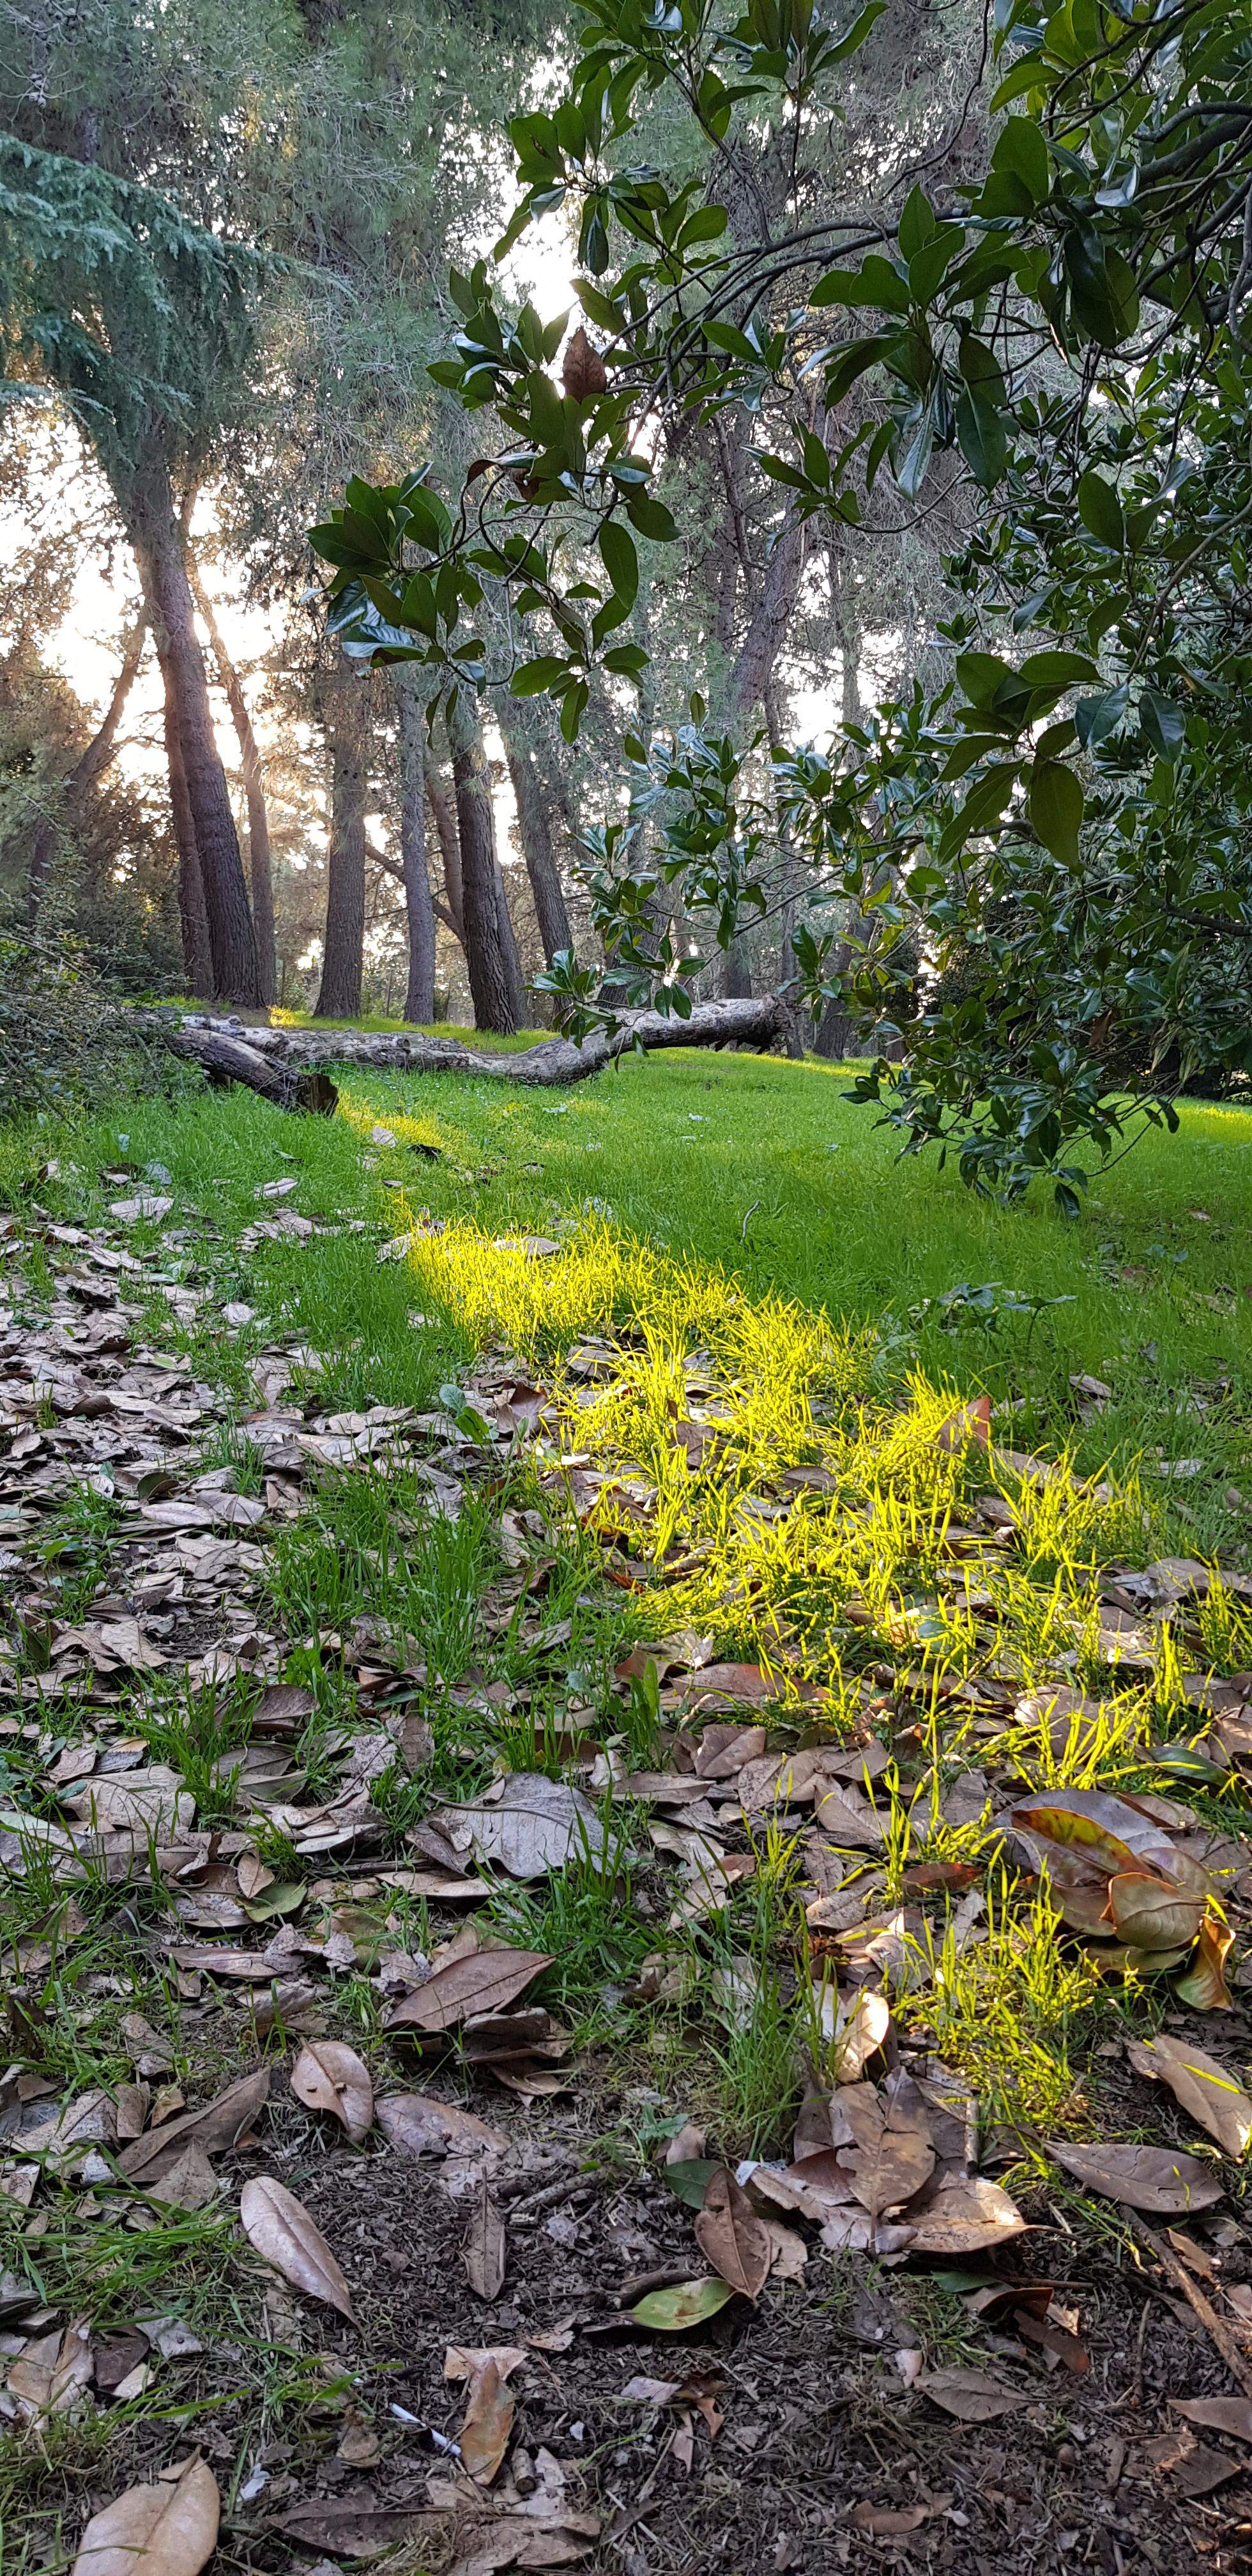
1, 1043, 1251, 2565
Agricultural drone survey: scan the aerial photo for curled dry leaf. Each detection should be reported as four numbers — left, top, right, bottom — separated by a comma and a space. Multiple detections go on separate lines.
1050, 2140, 1223, 2215
239, 2175, 356, 2322
71, 2455, 220, 2576
921, 2367, 1028, 2422
694, 2168, 771, 2300
291, 2041, 374, 2145
383, 1947, 553, 2034
459, 2356, 515, 2485
1127, 2033, 1252, 2157
1176, 1915, 1235, 2011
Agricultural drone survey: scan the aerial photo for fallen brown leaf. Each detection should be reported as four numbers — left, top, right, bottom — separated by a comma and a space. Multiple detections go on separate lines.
376, 2093, 507, 2160
1050, 2140, 1223, 2214
384, 1947, 553, 2034
694, 2168, 771, 2300
465, 2179, 507, 2299
921, 2366, 1028, 2421
459, 2356, 515, 2483
70, 2455, 219, 2576
239, 2174, 356, 2322
118, 2069, 269, 2181
1173, 2395, 1252, 2442
1126, 2032, 1252, 2157
291, 2040, 374, 2145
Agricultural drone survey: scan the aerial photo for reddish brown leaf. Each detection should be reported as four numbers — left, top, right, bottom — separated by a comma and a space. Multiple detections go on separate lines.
561, 325, 607, 402
694, 2168, 770, 2300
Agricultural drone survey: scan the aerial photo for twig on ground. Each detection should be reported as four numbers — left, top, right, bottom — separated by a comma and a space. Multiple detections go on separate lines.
1127, 2214, 1252, 2401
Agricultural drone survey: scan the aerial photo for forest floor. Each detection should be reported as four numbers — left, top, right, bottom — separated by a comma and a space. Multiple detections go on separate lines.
1, 1050, 1251, 2576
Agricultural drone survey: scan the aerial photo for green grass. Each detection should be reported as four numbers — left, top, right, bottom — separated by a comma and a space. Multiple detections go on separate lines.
1, 1041, 1251, 2188
272, 1008, 551, 1048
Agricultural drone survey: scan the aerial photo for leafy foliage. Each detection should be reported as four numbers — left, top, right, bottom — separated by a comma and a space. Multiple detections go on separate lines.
312, 0, 1252, 1203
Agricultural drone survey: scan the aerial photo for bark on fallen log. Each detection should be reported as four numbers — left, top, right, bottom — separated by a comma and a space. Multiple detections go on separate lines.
151, 992, 791, 1106
164, 1026, 340, 1114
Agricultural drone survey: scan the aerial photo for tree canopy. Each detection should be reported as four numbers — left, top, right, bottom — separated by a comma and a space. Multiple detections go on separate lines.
315, 0, 1252, 1200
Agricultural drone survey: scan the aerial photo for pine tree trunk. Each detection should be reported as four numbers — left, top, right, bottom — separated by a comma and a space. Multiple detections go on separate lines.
395, 670, 436, 1023
158, 644, 213, 999
315, 675, 369, 1020
427, 764, 464, 937
188, 559, 278, 1006
445, 693, 518, 1034
497, 706, 572, 963
124, 431, 260, 1005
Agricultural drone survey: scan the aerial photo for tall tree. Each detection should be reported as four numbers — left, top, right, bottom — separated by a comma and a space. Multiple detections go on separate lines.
315, 673, 369, 1021
445, 693, 519, 1034
188, 556, 278, 1006
496, 700, 572, 965
395, 668, 436, 1023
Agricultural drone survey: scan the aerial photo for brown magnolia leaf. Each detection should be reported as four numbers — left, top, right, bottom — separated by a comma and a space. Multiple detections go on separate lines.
291, 2041, 374, 2146
1108, 1873, 1205, 1951
841, 2103, 935, 2221
561, 325, 607, 402
148, 2142, 220, 2211
1127, 2033, 1252, 2157
465, 2179, 507, 2299
459, 2356, 515, 2484
1173, 2396, 1252, 2442
903, 2175, 1026, 2256
118, 2069, 269, 2181
694, 2168, 770, 2300
278, 2505, 438, 2559
70, 2455, 220, 2576
383, 1947, 552, 2034
376, 2093, 507, 2160
850, 2503, 933, 2536
9, 2317, 93, 2420
239, 2175, 356, 2322
444, 2343, 526, 2383
1175, 1915, 1235, 2011
762, 2218, 808, 2281
1050, 2140, 1223, 2215
921, 2366, 1028, 2421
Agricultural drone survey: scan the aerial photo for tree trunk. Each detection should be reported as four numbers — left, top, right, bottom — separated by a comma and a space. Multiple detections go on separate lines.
427, 763, 464, 936
445, 693, 518, 1034
158, 641, 213, 999
395, 669, 436, 1023
497, 705, 572, 963
188, 558, 278, 1006
25, 610, 149, 921
316, 675, 369, 1020
123, 431, 260, 1004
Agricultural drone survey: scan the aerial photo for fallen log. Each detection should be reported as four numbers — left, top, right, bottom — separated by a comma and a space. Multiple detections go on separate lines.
165, 1025, 340, 1114
149, 992, 793, 1108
